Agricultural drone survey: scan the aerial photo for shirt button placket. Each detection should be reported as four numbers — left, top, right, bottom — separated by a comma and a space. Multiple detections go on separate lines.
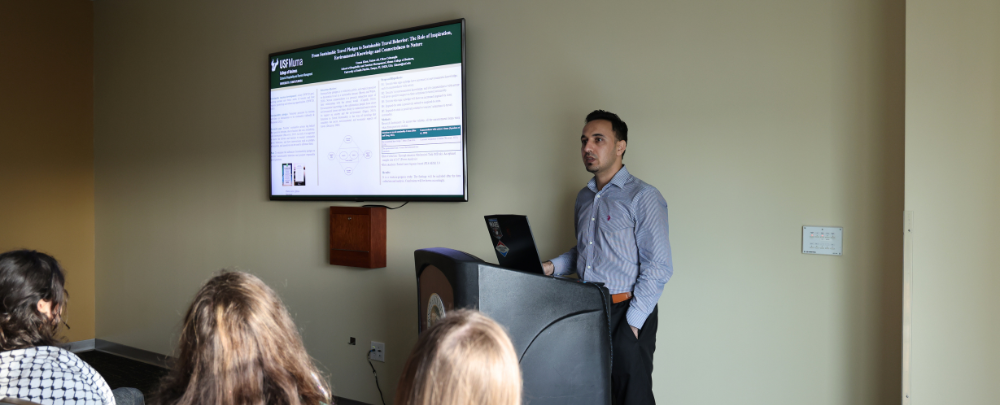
586, 194, 600, 276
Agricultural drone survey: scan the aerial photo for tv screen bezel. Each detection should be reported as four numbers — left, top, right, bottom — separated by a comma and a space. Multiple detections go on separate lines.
268, 18, 467, 202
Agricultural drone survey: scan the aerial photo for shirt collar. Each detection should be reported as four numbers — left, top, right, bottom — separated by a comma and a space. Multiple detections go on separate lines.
587, 165, 632, 193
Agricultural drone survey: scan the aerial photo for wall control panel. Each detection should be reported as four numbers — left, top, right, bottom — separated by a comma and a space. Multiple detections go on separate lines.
802, 226, 843, 256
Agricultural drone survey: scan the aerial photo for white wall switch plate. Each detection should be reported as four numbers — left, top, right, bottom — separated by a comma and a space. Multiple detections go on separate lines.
802, 226, 843, 256
370, 341, 385, 362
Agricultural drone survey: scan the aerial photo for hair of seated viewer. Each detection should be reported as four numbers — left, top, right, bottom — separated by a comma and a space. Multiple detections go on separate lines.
0, 250, 67, 351
153, 270, 331, 405
394, 309, 522, 405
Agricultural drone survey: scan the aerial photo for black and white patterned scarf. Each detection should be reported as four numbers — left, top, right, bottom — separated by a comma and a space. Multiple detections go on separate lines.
0, 346, 115, 404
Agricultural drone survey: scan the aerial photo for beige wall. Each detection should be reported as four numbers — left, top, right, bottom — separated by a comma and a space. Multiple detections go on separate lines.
906, 1, 1000, 404
0, 2, 96, 342
93, 1, 903, 403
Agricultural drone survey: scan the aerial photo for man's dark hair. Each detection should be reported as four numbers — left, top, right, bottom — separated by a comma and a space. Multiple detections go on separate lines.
586, 110, 628, 160
0, 250, 68, 351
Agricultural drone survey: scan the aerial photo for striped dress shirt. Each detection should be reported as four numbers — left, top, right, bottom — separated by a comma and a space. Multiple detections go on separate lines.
550, 165, 673, 329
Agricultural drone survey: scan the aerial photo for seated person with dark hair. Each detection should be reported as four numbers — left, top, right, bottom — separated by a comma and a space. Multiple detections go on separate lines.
0, 249, 143, 405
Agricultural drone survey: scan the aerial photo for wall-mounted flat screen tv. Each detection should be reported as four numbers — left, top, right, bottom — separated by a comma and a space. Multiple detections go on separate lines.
269, 19, 466, 201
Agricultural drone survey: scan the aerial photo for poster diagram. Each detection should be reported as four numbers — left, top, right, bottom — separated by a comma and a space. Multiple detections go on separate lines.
329, 135, 372, 175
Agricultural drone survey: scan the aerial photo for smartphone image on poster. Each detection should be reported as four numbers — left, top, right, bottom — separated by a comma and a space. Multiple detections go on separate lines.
282, 163, 292, 186
294, 165, 306, 186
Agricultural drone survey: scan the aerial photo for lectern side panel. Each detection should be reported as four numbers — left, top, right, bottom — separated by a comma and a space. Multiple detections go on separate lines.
477, 264, 611, 405
418, 265, 454, 333
519, 312, 612, 405
478, 264, 607, 357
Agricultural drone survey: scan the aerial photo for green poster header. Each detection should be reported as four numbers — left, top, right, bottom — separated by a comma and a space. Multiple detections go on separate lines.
270, 22, 462, 89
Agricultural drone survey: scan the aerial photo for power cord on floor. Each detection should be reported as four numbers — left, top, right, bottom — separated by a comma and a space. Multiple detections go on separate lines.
367, 349, 386, 405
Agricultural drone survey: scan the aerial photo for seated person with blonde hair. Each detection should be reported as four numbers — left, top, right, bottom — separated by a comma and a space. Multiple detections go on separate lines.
394, 309, 522, 405
153, 271, 331, 405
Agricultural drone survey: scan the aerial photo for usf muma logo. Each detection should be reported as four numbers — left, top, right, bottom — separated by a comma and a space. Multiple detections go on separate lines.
271, 58, 304, 72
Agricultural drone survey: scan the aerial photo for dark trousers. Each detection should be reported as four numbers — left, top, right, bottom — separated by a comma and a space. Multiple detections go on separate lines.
610, 300, 657, 405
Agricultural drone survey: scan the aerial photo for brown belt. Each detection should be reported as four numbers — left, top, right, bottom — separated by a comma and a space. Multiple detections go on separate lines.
611, 292, 632, 304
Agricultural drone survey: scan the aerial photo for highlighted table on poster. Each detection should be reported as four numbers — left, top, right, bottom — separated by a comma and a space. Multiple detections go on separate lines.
380, 126, 464, 185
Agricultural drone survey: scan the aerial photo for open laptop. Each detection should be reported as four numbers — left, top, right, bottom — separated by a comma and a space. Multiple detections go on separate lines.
484, 215, 545, 274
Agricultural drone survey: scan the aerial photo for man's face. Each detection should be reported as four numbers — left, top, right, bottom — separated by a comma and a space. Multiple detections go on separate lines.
581, 119, 625, 174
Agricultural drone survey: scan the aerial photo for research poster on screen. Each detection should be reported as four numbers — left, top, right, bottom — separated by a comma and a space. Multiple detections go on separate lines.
269, 23, 464, 198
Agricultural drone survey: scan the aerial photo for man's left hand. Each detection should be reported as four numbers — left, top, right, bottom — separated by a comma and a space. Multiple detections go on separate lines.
631, 325, 639, 339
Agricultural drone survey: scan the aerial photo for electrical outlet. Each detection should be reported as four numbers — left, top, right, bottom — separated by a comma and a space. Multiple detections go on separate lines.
370, 341, 385, 362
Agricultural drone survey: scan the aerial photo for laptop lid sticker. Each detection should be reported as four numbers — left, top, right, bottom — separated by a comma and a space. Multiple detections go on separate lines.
488, 218, 503, 240
495, 241, 510, 257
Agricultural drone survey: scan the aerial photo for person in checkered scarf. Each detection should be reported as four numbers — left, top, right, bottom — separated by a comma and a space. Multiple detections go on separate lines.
0, 250, 140, 405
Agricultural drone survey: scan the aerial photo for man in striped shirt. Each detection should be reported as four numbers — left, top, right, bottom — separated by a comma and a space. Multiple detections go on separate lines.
543, 110, 673, 405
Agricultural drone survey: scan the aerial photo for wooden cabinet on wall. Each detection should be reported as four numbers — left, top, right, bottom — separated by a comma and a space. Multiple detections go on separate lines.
329, 206, 386, 268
